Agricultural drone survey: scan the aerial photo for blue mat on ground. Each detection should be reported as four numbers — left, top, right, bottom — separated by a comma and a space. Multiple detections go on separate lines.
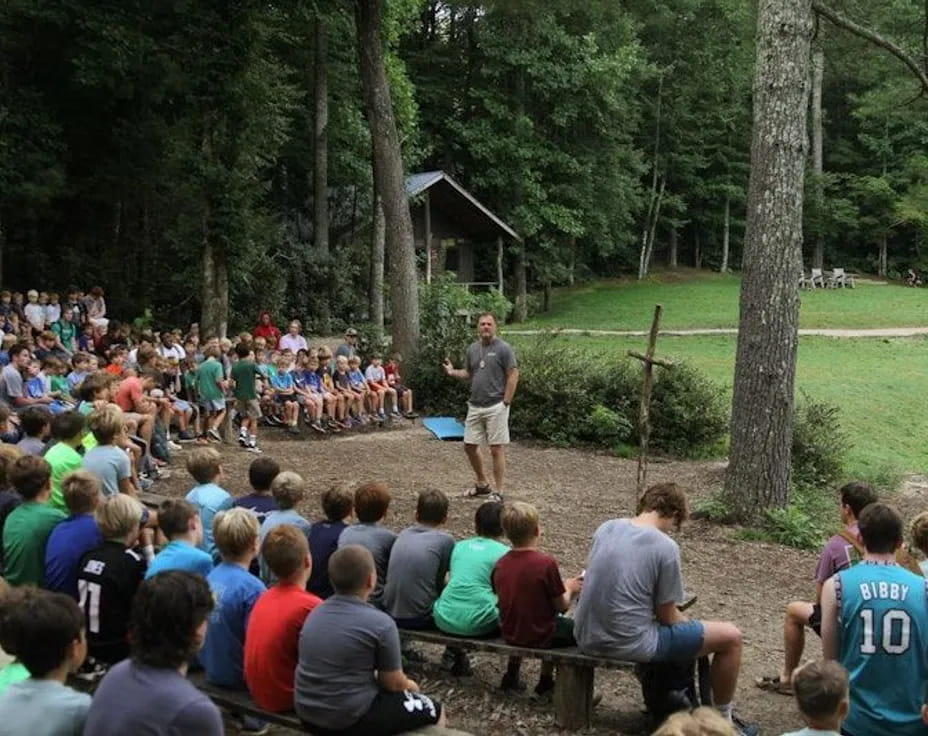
422, 417, 466, 441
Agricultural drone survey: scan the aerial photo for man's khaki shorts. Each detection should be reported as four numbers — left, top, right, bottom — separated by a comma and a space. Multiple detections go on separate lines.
464, 402, 510, 446
235, 399, 262, 419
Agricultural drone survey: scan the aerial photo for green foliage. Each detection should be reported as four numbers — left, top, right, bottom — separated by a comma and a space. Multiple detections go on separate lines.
649, 363, 728, 458
791, 391, 849, 490
763, 503, 827, 550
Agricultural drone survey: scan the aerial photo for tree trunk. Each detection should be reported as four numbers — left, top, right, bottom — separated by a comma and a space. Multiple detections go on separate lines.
720, 196, 731, 272
355, 0, 419, 356
201, 209, 230, 340
370, 193, 385, 328
568, 236, 576, 285
638, 177, 666, 280
723, 0, 813, 522
668, 227, 678, 268
694, 230, 702, 269
513, 249, 528, 322
543, 281, 552, 312
811, 29, 825, 270
313, 18, 329, 255
878, 237, 888, 277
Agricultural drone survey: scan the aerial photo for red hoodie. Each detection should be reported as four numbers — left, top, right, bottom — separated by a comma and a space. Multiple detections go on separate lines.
253, 311, 281, 348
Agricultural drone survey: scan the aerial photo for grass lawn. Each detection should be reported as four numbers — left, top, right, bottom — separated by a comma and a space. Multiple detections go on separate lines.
510, 332, 928, 480
523, 268, 928, 330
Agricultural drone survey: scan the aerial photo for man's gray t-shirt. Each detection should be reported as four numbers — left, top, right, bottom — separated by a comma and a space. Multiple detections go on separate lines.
466, 337, 517, 407
338, 523, 396, 608
574, 519, 685, 662
295, 594, 402, 729
382, 524, 455, 619
83, 660, 223, 736
0, 364, 23, 406
334, 343, 356, 360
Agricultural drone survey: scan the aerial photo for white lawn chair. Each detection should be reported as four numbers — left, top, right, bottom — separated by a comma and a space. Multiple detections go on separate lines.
828, 267, 853, 288
810, 268, 825, 289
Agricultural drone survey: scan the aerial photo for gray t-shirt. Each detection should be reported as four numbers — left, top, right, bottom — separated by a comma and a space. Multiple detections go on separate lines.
466, 338, 516, 407
338, 523, 396, 608
295, 594, 402, 729
258, 509, 312, 584
83, 660, 222, 736
0, 364, 24, 407
82, 445, 131, 498
0, 677, 91, 736
334, 343, 356, 360
382, 524, 455, 619
574, 519, 685, 662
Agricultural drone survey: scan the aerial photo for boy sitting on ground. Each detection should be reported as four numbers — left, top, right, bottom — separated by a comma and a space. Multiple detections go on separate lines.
245, 524, 322, 712
200, 508, 267, 735
184, 446, 233, 562
308, 483, 353, 599
83, 571, 223, 736
15, 405, 52, 456
756, 481, 877, 695
493, 501, 583, 698
3, 456, 66, 587
44, 471, 103, 598
146, 498, 213, 578
383, 489, 454, 629
780, 660, 849, 736
235, 456, 281, 525
338, 482, 397, 609
45, 412, 87, 512
0, 588, 91, 735
77, 494, 148, 664
258, 471, 312, 584
295, 545, 447, 734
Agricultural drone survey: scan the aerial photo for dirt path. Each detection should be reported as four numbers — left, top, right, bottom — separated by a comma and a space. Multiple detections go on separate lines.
157, 426, 873, 735
508, 327, 928, 338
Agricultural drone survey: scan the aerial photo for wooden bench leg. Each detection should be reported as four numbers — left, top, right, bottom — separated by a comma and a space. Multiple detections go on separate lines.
554, 663, 594, 731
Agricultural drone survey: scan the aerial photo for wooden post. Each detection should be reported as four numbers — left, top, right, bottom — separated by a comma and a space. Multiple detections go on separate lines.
424, 191, 432, 284
553, 663, 595, 730
627, 305, 673, 498
496, 235, 504, 296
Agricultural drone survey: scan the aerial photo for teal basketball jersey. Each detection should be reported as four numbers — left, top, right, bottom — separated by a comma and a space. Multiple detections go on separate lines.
837, 561, 928, 736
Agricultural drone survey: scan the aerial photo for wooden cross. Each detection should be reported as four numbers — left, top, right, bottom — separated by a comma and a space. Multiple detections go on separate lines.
627, 304, 673, 499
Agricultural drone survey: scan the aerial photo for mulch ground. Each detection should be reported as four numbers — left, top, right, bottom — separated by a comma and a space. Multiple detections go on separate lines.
155, 422, 924, 735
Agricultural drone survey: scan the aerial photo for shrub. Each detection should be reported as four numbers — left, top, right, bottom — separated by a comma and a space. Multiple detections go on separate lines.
791, 391, 848, 490
648, 363, 729, 458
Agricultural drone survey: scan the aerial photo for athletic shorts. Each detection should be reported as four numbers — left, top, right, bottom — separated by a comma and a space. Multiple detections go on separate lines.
235, 399, 262, 419
652, 620, 705, 663
199, 399, 225, 413
809, 603, 822, 636
303, 690, 442, 736
464, 401, 510, 445
274, 394, 295, 405
172, 399, 193, 413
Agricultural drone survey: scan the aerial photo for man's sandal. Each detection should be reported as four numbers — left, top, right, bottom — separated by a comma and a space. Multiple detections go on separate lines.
754, 675, 792, 695
465, 485, 503, 502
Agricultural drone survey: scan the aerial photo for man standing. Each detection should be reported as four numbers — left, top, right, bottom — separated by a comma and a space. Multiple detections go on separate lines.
821, 503, 928, 736
334, 328, 358, 361
443, 313, 518, 496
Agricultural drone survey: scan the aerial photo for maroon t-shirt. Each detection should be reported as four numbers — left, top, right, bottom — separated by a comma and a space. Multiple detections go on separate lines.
492, 549, 565, 647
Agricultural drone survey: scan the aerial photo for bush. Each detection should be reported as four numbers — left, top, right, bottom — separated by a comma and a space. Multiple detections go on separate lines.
791, 391, 849, 490
648, 363, 729, 458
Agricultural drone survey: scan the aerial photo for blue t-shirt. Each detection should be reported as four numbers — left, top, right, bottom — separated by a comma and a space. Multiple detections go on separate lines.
348, 370, 365, 390
308, 520, 348, 599
146, 540, 213, 579
0, 677, 91, 735
304, 371, 322, 392
200, 563, 265, 688
185, 483, 233, 560
82, 445, 132, 498
44, 514, 103, 598
837, 562, 928, 736
258, 509, 312, 584
271, 372, 294, 392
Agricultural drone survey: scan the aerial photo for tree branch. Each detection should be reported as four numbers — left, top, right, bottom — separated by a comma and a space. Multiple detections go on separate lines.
813, 1, 928, 94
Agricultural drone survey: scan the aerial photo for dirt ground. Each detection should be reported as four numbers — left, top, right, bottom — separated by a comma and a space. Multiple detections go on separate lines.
155, 422, 927, 736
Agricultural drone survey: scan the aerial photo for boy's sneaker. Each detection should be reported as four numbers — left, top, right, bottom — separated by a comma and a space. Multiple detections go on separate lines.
265, 415, 282, 427
237, 434, 248, 448
178, 429, 196, 442
207, 427, 222, 442
166, 440, 183, 452
245, 445, 263, 454
310, 421, 327, 434
404, 411, 419, 419
286, 425, 300, 436
231, 714, 270, 736
139, 476, 154, 491
732, 715, 760, 736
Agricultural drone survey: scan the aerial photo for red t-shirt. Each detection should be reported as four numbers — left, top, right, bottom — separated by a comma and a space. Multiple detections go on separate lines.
114, 376, 143, 412
252, 324, 281, 349
384, 363, 400, 385
492, 549, 565, 647
244, 583, 321, 712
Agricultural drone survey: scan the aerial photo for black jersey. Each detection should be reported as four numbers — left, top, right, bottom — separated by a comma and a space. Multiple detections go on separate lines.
77, 541, 146, 664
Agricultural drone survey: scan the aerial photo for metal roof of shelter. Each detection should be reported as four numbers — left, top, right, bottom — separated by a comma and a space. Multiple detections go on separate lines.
405, 170, 521, 242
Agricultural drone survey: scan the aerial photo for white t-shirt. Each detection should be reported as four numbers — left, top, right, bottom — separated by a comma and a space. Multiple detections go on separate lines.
158, 344, 186, 361
279, 334, 308, 353
24, 303, 45, 330
365, 365, 386, 382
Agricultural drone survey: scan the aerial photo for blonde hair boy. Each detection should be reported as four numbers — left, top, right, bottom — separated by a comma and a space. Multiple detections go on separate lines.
213, 508, 260, 560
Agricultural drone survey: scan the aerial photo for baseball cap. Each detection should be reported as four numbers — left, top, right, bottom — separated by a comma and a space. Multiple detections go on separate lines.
345, 328, 358, 337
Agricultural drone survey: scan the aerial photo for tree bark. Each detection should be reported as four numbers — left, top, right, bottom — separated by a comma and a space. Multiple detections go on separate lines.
720, 195, 731, 272
723, 0, 813, 522
694, 230, 702, 270
201, 209, 230, 340
513, 249, 528, 322
811, 29, 825, 270
370, 193, 385, 328
313, 18, 329, 256
355, 0, 419, 356
878, 236, 888, 277
668, 227, 678, 268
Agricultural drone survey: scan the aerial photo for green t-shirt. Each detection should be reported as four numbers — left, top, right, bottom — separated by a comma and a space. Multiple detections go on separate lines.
45, 442, 84, 512
3, 502, 67, 587
50, 375, 69, 396
76, 403, 98, 450
196, 358, 224, 401
51, 320, 76, 346
231, 359, 258, 401
432, 536, 509, 636
0, 662, 29, 696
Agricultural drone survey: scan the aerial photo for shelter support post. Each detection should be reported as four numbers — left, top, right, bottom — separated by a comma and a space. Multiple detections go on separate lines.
425, 191, 432, 284
496, 235, 504, 296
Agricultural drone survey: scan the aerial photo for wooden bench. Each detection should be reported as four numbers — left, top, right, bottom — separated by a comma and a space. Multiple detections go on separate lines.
187, 672, 472, 735
138, 490, 170, 510
399, 628, 634, 731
